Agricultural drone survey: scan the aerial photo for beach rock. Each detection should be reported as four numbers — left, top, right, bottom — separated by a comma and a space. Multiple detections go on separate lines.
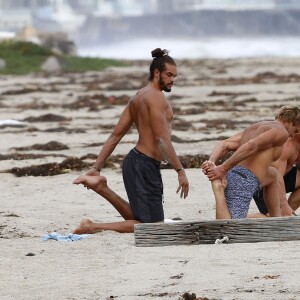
41, 56, 62, 73
0, 58, 6, 69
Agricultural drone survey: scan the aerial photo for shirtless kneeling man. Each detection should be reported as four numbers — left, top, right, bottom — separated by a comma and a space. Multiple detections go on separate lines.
202, 105, 300, 219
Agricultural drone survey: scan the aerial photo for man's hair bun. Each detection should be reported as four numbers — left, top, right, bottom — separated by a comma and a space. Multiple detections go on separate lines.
148, 48, 175, 81
151, 48, 169, 58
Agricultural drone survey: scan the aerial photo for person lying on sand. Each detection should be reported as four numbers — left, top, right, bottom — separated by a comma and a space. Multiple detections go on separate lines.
201, 105, 300, 219
72, 48, 189, 234
251, 132, 300, 217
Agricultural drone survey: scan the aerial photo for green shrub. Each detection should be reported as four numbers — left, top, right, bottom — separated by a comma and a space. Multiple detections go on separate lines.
62, 55, 127, 72
0, 40, 128, 75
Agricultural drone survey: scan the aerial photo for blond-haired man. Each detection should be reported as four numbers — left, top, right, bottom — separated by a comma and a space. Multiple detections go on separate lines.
202, 105, 300, 219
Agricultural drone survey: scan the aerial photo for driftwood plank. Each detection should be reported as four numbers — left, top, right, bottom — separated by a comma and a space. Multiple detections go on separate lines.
134, 217, 300, 247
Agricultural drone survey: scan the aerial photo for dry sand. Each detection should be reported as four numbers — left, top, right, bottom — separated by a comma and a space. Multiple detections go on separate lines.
1, 57, 300, 300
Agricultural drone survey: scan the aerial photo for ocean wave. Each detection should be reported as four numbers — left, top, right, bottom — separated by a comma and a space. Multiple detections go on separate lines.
78, 36, 300, 59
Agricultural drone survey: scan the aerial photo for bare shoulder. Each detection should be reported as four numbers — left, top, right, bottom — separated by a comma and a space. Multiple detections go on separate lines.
267, 121, 289, 144
245, 121, 288, 147
144, 88, 164, 99
260, 121, 288, 136
143, 88, 167, 107
269, 122, 289, 138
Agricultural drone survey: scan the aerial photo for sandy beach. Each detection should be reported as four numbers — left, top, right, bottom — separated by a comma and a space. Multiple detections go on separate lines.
1, 57, 300, 300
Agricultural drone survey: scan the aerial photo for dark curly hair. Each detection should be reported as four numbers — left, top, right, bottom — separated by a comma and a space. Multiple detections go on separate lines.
148, 48, 176, 81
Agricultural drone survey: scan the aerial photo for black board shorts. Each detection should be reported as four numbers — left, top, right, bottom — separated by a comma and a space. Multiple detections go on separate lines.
253, 166, 297, 214
122, 148, 164, 223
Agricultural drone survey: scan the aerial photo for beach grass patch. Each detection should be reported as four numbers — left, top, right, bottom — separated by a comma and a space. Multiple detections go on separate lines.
62, 55, 128, 72
0, 40, 128, 74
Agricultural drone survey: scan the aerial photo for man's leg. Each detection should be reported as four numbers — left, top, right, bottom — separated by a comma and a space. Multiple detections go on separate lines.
73, 174, 140, 234
260, 167, 281, 217
248, 188, 269, 218
247, 213, 268, 218
73, 219, 140, 234
73, 174, 134, 219
204, 161, 231, 219
211, 179, 231, 219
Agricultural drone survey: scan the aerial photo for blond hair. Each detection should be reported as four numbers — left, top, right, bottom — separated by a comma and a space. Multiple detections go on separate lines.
275, 105, 300, 126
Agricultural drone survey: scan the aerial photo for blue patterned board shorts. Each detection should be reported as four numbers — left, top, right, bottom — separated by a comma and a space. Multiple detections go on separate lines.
224, 166, 260, 219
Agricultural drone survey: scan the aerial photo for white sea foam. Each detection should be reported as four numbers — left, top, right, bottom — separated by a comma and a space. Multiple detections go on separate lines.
78, 36, 300, 60
0, 120, 26, 128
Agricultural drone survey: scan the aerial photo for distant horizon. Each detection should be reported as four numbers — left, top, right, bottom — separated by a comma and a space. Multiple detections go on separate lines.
78, 36, 300, 60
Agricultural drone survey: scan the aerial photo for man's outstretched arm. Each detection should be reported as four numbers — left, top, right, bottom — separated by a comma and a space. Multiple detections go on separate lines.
206, 127, 288, 181
75, 104, 133, 180
272, 138, 296, 216
202, 131, 242, 174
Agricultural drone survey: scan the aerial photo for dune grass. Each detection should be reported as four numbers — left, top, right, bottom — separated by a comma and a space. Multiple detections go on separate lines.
0, 40, 128, 75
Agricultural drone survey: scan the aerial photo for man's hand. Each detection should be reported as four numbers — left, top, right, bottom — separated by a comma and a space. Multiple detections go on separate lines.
176, 171, 189, 199
201, 160, 215, 175
281, 202, 295, 217
205, 164, 227, 181
73, 167, 99, 185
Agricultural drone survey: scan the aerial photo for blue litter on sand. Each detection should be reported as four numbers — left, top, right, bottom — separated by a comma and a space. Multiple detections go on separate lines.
42, 232, 89, 241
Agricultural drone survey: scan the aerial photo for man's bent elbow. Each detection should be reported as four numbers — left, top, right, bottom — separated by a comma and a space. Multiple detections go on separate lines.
246, 140, 259, 153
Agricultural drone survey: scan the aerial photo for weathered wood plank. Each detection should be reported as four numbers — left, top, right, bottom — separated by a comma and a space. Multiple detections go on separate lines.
134, 216, 300, 247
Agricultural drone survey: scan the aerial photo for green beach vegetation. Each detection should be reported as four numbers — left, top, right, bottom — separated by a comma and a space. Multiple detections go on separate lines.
0, 40, 128, 75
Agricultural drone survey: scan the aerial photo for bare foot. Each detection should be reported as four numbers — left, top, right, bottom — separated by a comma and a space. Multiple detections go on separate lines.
73, 173, 134, 220
73, 174, 108, 191
73, 218, 101, 234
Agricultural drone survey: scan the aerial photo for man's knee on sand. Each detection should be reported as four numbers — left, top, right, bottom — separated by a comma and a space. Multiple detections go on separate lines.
211, 179, 226, 197
130, 195, 164, 223
211, 179, 224, 190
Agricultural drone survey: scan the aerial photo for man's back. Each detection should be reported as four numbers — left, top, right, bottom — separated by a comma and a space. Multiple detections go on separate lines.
237, 120, 288, 183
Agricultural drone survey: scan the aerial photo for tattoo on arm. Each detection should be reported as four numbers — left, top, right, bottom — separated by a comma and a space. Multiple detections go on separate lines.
158, 139, 169, 161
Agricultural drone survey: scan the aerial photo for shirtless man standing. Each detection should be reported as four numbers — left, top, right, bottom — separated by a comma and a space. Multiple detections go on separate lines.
202, 105, 300, 219
72, 48, 189, 234
253, 133, 300, 217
